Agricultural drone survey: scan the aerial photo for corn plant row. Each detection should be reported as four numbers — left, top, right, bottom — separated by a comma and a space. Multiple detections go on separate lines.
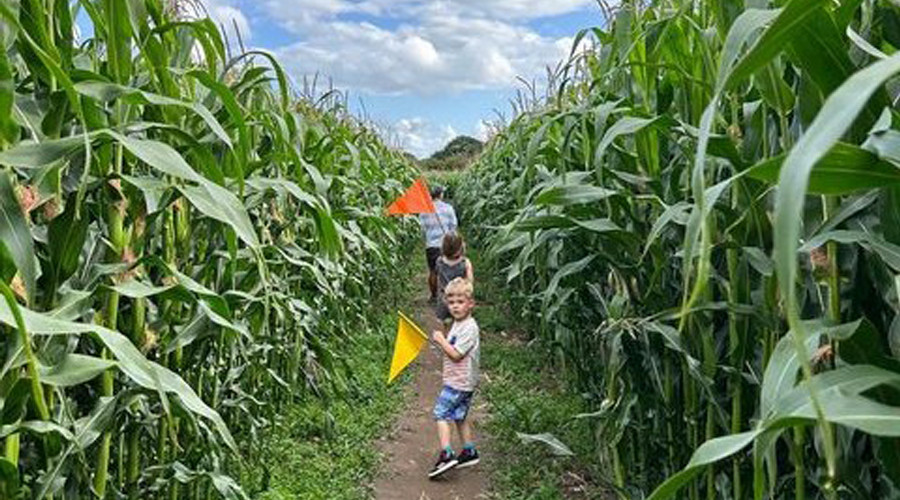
456, 1, 900, 499
0, 1, 416, 498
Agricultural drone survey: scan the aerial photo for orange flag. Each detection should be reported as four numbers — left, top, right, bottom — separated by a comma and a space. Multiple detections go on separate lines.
386, 178, 436, 215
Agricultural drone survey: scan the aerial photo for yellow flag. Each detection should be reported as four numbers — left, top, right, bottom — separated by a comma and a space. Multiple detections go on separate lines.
387, 311, 428, 384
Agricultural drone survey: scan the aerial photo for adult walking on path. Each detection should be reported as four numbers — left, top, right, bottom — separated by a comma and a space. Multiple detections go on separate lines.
419, 186, 458, 302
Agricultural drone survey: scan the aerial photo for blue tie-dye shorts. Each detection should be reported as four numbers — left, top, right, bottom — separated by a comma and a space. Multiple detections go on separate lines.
433, 385, 474, 421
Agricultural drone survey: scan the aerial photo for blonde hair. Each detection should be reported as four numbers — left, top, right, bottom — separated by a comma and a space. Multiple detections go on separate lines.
444, 277, 473, 299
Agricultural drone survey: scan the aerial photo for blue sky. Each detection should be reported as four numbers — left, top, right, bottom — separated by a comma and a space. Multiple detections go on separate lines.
190, 1, 605, 157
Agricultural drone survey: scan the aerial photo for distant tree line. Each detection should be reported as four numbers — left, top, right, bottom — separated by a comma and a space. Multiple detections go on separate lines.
417, 135, 484, 171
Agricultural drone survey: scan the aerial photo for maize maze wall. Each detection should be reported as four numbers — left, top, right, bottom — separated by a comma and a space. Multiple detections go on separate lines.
0, 0, 416, 498
456, 0, 900, 499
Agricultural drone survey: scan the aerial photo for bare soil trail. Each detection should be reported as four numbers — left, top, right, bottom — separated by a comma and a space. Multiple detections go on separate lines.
373, 277, 490, 500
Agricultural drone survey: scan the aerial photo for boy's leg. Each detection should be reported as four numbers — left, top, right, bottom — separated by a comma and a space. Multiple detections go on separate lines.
433, 387, 459, 452
430, 387, 462, 478
456, 419, 475, 446
455, 418, 480, 468
437, 420, 453, 450
429, 420, 459, 478
452, 391, 479, 465
454, 391, 475, 446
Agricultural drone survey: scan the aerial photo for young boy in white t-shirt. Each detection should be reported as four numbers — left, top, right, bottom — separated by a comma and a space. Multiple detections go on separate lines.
427, 277, 480, 479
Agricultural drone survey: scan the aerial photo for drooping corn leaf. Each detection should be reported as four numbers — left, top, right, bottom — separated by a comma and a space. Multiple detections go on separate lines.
0, 170, 37, 304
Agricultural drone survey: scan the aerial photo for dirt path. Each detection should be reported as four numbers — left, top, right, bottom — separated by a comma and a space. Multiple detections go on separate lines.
373, 280, 490, 500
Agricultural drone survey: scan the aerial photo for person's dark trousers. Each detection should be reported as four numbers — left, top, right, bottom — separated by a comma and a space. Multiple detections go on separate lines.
426, 247, 441, 299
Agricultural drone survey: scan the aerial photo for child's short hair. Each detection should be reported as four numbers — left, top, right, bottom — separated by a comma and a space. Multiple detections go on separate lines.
441, 232, 464, 258
444, 277, 473, 300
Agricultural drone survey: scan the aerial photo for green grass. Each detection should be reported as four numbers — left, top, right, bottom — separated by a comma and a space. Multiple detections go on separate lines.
477, 313, 610, 500
241, 312, 408, 500
471, 255, 610, 500
240, 268, 418, 500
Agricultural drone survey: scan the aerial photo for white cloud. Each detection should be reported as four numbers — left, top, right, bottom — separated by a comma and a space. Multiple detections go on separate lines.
215, 0, 601, 155
403, 35, 440, 67
393, 118, 458, 158
261, 0, 347, 31
474, 119, 495, 142
398, 0, 595, 20
264, 0, 594, 22
273, 13, 574, 94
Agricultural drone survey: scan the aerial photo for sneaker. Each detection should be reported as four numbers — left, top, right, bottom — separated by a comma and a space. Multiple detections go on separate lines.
427, 450, 458, 479
457, 448, 480, 469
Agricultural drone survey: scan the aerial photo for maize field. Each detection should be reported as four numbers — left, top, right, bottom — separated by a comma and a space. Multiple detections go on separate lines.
457, 0, 900, 499
0, 0, 416, 498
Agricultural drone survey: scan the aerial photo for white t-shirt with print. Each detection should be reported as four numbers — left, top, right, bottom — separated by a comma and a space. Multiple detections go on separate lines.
442, 316, 480, 392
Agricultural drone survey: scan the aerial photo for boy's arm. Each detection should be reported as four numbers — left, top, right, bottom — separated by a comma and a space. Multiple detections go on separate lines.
431, 331, 466, 362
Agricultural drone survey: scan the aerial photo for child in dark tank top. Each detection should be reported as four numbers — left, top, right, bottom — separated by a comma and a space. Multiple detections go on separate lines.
435, 232, 474, 324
